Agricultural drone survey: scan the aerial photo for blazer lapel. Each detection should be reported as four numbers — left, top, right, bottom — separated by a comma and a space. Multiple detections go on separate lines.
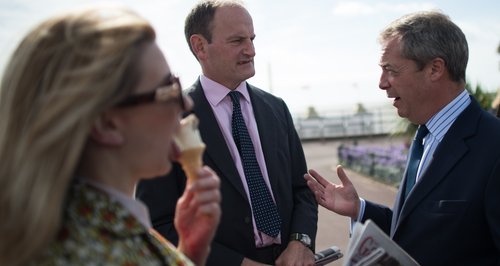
392, 139, 417, 228
188, 80, 247, 199
247, 85, 280, 194
393, 99, 480, 233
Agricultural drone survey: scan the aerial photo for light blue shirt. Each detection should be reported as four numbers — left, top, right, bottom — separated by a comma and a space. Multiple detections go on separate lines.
418, 90, 471, 182
353, 90, 471, 231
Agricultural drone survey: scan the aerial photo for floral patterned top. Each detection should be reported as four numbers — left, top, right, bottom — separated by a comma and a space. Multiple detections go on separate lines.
37, 181, 193, 266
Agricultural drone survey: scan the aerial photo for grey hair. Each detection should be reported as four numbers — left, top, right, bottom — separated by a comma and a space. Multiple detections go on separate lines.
379, 11, 468, 83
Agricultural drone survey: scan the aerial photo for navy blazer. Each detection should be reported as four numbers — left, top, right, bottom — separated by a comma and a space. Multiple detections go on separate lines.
363, 97, 500, 265
138, 80, 318, 265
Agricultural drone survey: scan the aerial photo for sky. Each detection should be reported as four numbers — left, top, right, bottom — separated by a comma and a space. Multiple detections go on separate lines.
1, 0, 499, 117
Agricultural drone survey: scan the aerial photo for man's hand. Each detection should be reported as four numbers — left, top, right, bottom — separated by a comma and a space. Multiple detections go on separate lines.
241, 257, 271, 266
275, 241, 314, 266
304, 165, 360, 219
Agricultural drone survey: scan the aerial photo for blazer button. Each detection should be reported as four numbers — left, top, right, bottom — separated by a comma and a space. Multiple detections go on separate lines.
244, 217, 251, 224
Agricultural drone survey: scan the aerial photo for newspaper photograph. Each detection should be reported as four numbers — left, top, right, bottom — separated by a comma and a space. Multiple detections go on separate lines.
343, 220, 419, 266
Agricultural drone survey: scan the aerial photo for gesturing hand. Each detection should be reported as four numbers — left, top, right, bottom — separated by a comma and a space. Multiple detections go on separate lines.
304, 165, 360, 219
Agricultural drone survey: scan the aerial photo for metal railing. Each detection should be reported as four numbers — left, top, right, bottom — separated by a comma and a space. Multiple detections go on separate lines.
293, 107, 402, 140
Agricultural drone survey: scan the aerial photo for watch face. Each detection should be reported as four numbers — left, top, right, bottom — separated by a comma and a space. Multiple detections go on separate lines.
291, 233, 312, 248
302, 234, 311, 246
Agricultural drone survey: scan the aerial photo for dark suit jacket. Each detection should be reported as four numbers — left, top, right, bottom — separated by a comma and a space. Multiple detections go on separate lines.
137, 80, 318, 265
136, 163, 186, 246
363, 97, 500, 265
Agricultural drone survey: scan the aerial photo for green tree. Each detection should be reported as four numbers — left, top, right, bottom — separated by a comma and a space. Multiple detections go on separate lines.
495, 42, 500, 116
306, 106, 320, 119
356, 103, 367, 113
465, 81, 495, 111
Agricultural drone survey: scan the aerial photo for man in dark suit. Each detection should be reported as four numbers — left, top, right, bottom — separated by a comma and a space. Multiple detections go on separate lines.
137, 1, 317, 265
304, 11, 500, 265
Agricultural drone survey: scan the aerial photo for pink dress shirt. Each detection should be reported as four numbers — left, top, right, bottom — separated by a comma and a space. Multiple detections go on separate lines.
200, 75, 281, 247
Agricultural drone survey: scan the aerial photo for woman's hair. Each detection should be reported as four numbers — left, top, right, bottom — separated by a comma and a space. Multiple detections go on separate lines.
0, 5, 155, 265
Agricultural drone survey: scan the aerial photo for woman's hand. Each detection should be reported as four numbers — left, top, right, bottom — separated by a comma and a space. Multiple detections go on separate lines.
175, 166, 221, 265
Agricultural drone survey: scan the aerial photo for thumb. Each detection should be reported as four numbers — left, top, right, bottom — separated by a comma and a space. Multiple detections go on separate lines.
336, 165, 353, 187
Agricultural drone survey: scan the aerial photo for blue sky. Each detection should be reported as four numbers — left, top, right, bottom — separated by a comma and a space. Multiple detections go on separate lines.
1, 0, 499, 116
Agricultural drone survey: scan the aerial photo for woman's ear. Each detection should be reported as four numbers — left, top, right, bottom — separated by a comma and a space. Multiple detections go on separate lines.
90, 112, 124, 146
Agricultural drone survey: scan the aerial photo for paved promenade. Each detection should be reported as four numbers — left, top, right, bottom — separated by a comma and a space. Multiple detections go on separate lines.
302, 137, 401, 265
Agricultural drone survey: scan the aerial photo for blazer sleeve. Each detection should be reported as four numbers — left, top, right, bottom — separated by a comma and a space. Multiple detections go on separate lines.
135, 163, 186, 246
485, 156, 500, 253
363, 200, 393, 235
282, 100, 319, 247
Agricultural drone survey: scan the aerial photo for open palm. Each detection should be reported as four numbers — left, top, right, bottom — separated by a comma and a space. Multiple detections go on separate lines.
304, 165, 360, 219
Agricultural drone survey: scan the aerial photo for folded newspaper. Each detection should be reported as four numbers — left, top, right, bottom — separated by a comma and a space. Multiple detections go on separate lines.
343, 220, 420, 266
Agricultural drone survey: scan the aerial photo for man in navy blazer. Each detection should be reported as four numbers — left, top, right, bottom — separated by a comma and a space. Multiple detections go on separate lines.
137, 1, 317, 265
304, 11, 500, 265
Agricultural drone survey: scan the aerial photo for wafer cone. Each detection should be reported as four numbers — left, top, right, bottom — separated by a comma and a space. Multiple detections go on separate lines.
177, 146, 205, 182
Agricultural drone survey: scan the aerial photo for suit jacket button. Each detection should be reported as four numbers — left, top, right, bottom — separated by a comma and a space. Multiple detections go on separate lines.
244, 217, 251, 224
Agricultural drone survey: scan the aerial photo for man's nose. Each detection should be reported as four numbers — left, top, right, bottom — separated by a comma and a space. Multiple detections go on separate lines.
379, 72, 389, 90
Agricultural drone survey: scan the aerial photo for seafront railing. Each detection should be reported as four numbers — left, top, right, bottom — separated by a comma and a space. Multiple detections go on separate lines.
294, 106, 401, 140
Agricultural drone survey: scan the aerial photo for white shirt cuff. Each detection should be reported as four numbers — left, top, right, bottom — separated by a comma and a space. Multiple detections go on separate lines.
349, 198, 366, 235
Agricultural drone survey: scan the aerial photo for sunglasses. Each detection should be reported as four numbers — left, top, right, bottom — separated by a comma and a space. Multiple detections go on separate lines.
115, 74, 185, 109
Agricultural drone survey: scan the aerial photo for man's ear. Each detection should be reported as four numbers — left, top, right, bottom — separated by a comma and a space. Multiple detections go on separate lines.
190, 34, 208, 60
428, 57, 446, 81
90, 112, 124, 146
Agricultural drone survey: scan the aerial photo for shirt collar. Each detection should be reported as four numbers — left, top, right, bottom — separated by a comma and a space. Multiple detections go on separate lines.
200, 75, 250, 105
425, 89, 470, 141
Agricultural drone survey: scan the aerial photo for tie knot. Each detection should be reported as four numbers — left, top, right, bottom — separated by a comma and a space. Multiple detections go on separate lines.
229, 91, 241, 104
415, 125, 429, 141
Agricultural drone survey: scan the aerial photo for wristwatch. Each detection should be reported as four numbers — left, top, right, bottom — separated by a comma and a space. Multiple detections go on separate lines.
290, 233, 312, 250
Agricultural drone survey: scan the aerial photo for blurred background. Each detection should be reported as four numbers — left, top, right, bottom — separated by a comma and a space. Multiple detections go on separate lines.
1, 0, 499, 119
2, 1, 499, 264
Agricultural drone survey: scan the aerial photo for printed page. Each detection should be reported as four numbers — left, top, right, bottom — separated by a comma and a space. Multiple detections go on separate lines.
344, 221, 366, 262
343, 220, 419, 266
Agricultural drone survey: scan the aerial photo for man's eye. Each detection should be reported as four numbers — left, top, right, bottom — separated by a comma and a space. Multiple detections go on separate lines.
383, 67, 396, 74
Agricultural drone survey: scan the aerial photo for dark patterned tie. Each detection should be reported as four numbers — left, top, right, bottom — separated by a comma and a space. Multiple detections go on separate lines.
404, 125, 429, 199
229, 91, 281, 237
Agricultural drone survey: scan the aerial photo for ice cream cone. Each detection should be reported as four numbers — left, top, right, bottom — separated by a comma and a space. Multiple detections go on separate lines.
178, 146, 205, 182
173, 114, 206, 182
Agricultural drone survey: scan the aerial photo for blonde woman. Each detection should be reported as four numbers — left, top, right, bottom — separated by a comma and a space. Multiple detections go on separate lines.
0, 6, 220, 266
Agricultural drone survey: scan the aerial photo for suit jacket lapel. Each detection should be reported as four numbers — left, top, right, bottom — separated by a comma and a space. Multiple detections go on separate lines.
188, 80, 247, 199
391, 140, 417, 230
393, 99, 480, 233
247, 85, 280, 193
